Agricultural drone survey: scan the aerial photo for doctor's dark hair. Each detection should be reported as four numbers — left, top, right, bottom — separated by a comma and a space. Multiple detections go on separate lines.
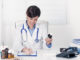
26, 5, 41, 18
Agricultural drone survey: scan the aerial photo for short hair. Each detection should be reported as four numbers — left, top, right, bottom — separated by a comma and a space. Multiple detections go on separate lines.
26, 5, 41, 18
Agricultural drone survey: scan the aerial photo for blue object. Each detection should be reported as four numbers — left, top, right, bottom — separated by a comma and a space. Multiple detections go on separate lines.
78, 48, 80, 54
28, 24, 35, 36
21, 24, 27, 34
72, 39, 80, 54
46, 43, 52, 48
72, 39, 80, 45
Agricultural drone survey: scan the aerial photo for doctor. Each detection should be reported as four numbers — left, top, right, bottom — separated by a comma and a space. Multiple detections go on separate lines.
13, 5, 52, 55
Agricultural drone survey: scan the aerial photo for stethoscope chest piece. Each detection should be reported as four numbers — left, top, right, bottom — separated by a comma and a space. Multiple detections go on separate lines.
35, 39, 39, 43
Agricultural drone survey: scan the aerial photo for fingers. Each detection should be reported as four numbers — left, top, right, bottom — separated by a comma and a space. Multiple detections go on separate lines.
45, 38, 52, 42
22, 48, 33, 55
45, 38, 52, 45
28, 48, 33, 54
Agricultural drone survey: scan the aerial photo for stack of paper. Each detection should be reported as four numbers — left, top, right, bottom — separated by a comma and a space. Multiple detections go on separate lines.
72, 39, 80, 45
17, 51, 37, 56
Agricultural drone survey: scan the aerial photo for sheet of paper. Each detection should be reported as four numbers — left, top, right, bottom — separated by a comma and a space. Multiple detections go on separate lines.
17, 51, 37, 56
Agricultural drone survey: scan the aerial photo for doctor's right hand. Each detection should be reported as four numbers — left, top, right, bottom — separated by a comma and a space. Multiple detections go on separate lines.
21, 48, 33, 55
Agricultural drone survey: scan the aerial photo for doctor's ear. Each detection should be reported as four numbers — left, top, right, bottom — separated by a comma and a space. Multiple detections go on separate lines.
26, 16, 28, 19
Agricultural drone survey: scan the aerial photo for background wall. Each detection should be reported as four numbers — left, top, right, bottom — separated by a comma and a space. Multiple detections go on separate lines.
68, 0, 80, 38
50, 0, 80, 48
0, 0, 2, 45
1, 0, 80, 49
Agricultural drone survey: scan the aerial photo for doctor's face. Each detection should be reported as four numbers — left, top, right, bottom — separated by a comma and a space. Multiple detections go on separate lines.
27, 16, 38, 29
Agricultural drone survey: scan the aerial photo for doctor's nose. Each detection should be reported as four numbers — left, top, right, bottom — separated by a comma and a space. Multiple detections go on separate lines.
32, 19, 37, 23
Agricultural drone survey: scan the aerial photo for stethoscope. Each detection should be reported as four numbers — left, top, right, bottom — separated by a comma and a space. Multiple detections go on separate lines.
21, 24, 39, 43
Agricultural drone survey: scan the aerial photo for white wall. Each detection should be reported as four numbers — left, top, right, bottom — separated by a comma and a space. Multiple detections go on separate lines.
49, 0, 80, 48
1, 0, 80, 49
68, 0, 80, 38
0, 0, 2, 45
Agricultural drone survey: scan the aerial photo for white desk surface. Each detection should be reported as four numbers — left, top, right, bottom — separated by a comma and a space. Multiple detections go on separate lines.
0, 48, 80, 60
17, 49, 80, 60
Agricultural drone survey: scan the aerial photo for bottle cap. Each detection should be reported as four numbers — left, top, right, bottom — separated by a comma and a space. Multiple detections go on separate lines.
48, 34, 52, 39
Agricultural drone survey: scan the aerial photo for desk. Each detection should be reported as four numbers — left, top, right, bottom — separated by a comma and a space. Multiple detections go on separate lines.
17, 49, 80, 60
1, 49, 80, 60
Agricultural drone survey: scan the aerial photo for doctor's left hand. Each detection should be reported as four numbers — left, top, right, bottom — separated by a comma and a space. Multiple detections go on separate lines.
22, 48, 33, 55
45, 38, 52, 45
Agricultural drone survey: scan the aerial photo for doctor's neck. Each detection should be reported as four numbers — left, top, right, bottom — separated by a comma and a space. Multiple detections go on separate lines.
28, 25, 34, 29
27, 22, 35, 29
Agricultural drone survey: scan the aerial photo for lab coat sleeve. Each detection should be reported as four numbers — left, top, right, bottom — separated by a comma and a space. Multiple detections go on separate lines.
46, 43, 52, 48
12, 27, 24, 52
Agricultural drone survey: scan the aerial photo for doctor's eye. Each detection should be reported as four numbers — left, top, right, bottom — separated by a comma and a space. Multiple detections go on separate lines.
34, 19, 37, 21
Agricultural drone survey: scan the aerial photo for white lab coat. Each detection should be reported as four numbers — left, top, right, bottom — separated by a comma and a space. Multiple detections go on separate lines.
13, 21, 48, 52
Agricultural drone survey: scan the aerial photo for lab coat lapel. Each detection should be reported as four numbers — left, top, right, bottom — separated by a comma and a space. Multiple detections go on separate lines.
24, 22, 37, 43
32, 26, 37, 42
24, 22, 32, 43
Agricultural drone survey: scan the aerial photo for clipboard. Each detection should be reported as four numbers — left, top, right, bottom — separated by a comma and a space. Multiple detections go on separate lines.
17, 51, 37, 56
